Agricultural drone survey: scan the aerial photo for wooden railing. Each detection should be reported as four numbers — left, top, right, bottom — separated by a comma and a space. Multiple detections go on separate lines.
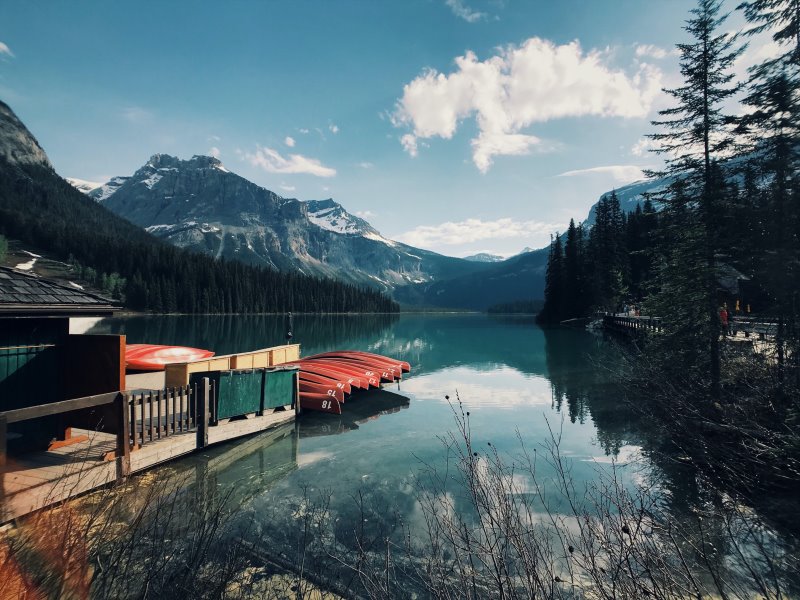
729, 317, 778, 340
602, 314, 663, 334
0, 379, 215, 482
602, 313, 779, 341
127, 385, 197, 449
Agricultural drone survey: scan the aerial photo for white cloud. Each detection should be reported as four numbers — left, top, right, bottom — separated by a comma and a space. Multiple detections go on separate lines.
635, 44, 670, 60
208, 146, 221, 158
280, 183, 296, 192
0, 42, 14, 58
329, 124, 339, 134
121, 106, 153, 123
400, 134, 419, 157
356, 161, 374, 169
630, 137, 656, 156
355, 210, 376, 218
243, 145, 336, 177
299, 128, 310, 134
445, 0, 486, 23
393, 38, 663, 172
208, 135, 221, 142
284, 136, 296, 147
395, 217, 556, 248
557, 165, 645, 183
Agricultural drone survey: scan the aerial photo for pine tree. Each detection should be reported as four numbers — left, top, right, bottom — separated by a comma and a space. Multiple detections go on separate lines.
648, 0, 743, 400
563, 219, 583, 319
537, 234, 565, 324
738, 0, 800, 382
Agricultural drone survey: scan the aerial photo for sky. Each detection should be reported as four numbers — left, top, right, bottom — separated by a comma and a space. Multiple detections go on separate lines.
0, 0, 774, 258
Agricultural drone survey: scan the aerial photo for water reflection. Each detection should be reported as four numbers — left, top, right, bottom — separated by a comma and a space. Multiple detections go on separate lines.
298, 389, 410, 438
84, 313, 799, 596
88, 313, 400, 356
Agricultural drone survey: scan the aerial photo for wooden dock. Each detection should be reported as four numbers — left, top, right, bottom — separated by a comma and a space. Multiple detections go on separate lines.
1, 367, 299, 523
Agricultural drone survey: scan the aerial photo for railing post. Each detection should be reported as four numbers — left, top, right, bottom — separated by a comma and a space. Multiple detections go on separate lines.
197, 377, 210, 448
0, 413, 7, 472
115, 393, 131, 482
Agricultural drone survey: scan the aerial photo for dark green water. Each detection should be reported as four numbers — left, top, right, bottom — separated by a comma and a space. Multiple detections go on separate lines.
84, 313, 797, 595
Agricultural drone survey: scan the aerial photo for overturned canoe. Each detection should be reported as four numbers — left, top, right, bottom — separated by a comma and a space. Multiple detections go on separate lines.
307, 351, 411, 373
300, 392, 342, 414
286, 351, 412, 414
126, 344, 215, 371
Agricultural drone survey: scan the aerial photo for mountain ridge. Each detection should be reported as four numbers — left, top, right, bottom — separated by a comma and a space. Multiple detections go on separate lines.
77, 154, 489, 292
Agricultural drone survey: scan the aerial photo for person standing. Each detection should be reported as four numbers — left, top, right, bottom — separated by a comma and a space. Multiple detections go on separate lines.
719, 305, 729, 336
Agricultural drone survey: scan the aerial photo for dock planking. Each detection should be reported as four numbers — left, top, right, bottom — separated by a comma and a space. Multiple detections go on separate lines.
1, 406, 297, 522
1, 345, 302, 523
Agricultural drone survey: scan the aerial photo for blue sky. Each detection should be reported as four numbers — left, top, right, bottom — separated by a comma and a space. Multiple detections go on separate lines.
0, 0, 770, 257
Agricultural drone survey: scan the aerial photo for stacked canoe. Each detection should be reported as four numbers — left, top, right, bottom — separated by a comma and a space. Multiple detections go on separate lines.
286, 350, 411, 414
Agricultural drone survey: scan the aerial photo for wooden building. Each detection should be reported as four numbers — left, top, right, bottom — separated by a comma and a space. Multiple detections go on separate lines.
0, 267, 121, 450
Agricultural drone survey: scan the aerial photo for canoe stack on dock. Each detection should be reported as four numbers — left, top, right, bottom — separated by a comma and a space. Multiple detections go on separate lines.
124, 345, 410, 416
287, 351, 411, 415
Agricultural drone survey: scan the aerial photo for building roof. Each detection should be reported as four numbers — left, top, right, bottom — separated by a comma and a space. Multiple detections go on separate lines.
0, 267, 119, 317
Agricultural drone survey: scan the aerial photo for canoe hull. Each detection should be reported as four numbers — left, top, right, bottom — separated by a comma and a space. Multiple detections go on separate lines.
126, 344, 215, 371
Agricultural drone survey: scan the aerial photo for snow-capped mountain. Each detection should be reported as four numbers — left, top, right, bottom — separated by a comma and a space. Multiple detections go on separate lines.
82, 154, 484, 291
89, 176, 130, 202
585, 177, 669, 225
463, 252, 505, 263
306, 199, 379, 237
66, 177, 105, 194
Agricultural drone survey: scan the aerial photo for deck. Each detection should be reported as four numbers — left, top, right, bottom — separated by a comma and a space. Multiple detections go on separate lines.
1, 360, 300, 523
1, 407, 295, 523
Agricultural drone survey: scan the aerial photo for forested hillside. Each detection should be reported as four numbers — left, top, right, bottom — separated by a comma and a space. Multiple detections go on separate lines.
0, 153, 398, 313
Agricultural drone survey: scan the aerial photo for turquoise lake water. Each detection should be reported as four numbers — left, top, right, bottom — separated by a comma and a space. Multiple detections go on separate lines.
86, 313, 798, 595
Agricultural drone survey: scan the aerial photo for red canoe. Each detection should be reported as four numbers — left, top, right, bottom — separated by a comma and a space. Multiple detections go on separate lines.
299, 380, 345, 403
299, 371, 353, 395
126, 344, 215, 371
301, 359, 381, 387
286, 361, 366, 390
308, 351, 410, 374
300, 393, 342, 414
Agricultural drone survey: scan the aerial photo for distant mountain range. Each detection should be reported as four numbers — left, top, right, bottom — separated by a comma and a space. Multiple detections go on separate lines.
463, 252, 505, 263
3, 96, 670, 312
66, 153, 668, 309
69, 154, 486, 294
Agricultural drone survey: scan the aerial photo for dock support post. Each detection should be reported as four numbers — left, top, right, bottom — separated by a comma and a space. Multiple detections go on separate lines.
198, 377, 211, 448
294, 371, 301, 416
0, 413, 6, 472
0, 413, 6, 521
115, 393, 131, 482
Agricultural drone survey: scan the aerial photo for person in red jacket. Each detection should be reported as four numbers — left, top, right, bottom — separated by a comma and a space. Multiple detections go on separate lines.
719, 305, 729, 336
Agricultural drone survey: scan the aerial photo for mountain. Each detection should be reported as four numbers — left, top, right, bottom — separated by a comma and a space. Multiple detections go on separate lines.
66, 177, 104, 194
0, 100, 398, 314
306, 199, 378, 237
87, 154, 486, 291
89, 176, 129, 201
0, 102, 52, 169
463, 252, 504, 263
585, 177, 669, 225
394, 247, 548, 310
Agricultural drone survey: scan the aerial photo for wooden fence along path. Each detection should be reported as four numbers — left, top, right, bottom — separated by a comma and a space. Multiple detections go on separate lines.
601, 314, 778, 340
0, 370, 298, 523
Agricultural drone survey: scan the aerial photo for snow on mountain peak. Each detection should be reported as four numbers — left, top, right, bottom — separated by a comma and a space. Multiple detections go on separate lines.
90, 176, 130, 201
66, 177, 104, 194
305, 198, 380, 237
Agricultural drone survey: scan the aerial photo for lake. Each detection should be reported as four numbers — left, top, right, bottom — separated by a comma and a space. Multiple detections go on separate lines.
85, 313, 798, 597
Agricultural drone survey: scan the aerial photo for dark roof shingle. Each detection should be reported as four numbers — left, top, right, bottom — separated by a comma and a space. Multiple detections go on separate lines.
0, 267, 118, 316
